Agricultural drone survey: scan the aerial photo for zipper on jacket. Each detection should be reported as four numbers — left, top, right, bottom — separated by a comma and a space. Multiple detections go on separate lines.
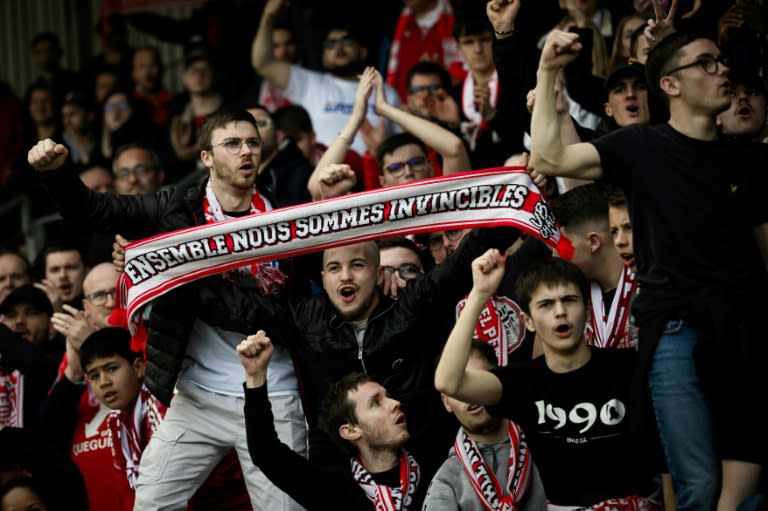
357, 343, 367, 374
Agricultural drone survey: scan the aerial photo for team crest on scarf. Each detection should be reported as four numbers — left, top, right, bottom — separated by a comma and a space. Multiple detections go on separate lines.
456, 294, 525, 366
351, 449, 420, 511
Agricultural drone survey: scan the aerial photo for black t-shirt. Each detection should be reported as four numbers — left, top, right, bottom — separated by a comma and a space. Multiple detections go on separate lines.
592, 124, 768, 297
487, 348, 656, 506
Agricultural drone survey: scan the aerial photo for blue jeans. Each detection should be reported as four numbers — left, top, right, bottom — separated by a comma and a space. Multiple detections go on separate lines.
648, 320, 719, 510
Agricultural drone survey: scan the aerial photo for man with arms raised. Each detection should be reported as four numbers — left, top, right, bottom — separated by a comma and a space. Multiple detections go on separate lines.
27, 109, 305, 511
529, 20, 768, 508
238, 329, 426, 510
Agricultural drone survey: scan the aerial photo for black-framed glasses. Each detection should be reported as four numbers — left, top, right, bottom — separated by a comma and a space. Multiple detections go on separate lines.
209, 137, 262, 155
85, 287, 117, 306
114, 164, 155, 179
428, 230, 465, 250
663, 54, 729, 77
384, 156, 428, 177
408, 83, 442, 95
323, 37, 355, 50
382, 264, 423, 280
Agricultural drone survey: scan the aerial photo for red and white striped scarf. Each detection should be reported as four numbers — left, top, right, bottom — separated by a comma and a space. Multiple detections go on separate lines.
0, 370, 23, 427
454, 421, 533, 511
202, 179, 287, 296
351, 449, 420, 511
461, 70, 499, 151
113, 169, 573, 341
456, 294, 526, 367
106, 385, 166, 488
386, 0, 459, 101
548, 495, 661, 510
587, 266, 637, 349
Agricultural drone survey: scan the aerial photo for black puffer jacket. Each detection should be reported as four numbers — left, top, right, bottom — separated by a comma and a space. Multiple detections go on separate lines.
41, 165, 281, 404
194, 227, 520, 458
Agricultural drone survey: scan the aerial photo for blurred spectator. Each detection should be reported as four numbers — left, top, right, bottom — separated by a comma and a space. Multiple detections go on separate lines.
0, 250, 31, 304
25, 31, 79, 114
0, 79, 24, 189
609, 14, 646, 68
167, 46, 223, 183
112, 143, 165, 196
79, 165, 114, 193
258, 22, 298, 113
60, 91, 102, 172
93, 66, 123, 105
718, 71, 768, 143
386, 0, 462, 102
131, 46, 172, 127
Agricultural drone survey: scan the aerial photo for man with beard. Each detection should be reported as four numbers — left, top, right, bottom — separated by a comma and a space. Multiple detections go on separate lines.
248, 105, 313, 206
252, 0, 401, 157
26, 108, 306, 511
424, 340, 547, 510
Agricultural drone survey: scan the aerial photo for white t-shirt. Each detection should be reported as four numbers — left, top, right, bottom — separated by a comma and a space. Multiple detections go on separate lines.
181, 319, 299, 398
284, 64, 402, 155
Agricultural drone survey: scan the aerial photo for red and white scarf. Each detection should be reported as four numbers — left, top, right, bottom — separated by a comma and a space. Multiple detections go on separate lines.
112, 169, 573, 340
106, 385, 166, 488
351, 449, 420, 511
386, 0, 459, 100
454, 422, 533, 511
587, 266, 637, 350
461, 70, 499, 151
456, 294, 526, 367
202, 179, 287, 296
0, 370, 23, 427
548, 495, 661, 510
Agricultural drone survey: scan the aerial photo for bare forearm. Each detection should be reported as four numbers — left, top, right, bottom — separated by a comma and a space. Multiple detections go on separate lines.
530, 69, 566, 175
435, 288, 492, 398
251, 14, 275, 72
378, 102, 471, 173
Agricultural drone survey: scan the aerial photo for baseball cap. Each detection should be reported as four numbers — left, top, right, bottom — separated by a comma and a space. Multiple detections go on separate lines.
604, 60, 646, 96
184, 45, 212, 69
0, 285, 54, 317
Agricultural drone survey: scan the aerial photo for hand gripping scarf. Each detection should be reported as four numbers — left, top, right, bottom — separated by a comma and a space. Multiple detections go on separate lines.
109, 168, 573, 347
351, 449, 420, 511
454, 422, 533, 511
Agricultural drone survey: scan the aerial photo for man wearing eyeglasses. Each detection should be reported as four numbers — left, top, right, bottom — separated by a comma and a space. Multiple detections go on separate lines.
252, 0, 401, 157
112, 143, 165, 195
530, 26, 768, 509
27, 108, 308, 511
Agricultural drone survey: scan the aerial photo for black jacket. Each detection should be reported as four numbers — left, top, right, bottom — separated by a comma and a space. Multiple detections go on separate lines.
40, 165, 283, 404
195, 227, 519, 459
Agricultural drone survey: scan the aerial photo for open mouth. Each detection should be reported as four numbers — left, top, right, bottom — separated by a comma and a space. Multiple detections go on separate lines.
104, 391, 118, 403
467, 404, 484, 415
554, 323, 572, 338
339, 286, 357, 303
736, 105, 752, 118
395, 414, 407, 426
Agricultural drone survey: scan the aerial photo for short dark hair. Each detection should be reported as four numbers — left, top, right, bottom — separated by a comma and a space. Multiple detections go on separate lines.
515, 258, 590, 315
376, 133, 427, 173
376, 237, 420, 255
470, 339, 498, 368
646, 31, 708, 105
112, 142, 163, 174
607, 189, 627, 209
453, 12, 492, 40
319, 372, 374, 456
80, 327, 140, 371
275, 104, 314, 135
405, 61, 453, 92
550, 183, 609, 231
0, 477, 49, 509
31, 30, 61, 49
198, 109, 259, 151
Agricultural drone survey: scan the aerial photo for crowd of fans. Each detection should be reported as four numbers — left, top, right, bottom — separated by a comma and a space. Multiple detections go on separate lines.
2, 0, 768, 510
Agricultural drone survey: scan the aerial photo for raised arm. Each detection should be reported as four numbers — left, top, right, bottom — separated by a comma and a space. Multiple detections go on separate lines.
307, 67, 377, 200
373, 70, 471, 174
251, 0, 291, 91
530, 30, 602, 180
434, 249, 505, 404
